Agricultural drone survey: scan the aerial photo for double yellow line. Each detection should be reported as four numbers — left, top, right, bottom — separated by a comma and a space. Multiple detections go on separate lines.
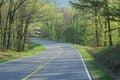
22, 47, 63, 80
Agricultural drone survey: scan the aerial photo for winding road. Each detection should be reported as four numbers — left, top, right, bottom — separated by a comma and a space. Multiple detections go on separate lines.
0, 38, 92, 80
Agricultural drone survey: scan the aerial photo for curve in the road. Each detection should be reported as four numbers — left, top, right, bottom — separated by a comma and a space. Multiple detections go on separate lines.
0, 38, 92, 80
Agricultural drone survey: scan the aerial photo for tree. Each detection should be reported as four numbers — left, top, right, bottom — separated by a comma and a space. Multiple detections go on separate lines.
0, 0, 45, 51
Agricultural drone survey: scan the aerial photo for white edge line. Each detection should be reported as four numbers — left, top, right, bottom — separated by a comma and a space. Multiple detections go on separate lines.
76, 49, 92, 80
68, 45, 92, 80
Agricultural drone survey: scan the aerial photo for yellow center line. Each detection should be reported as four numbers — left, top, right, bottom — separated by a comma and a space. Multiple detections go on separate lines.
22, 47, 63, 80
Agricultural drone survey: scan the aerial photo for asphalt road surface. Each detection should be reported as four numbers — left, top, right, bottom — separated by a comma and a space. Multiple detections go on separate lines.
0, 38, 92, 80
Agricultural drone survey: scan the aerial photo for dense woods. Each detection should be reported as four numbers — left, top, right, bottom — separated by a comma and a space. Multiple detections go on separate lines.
69, 0, 120, 47
0, 0, 47, 51
1, 0, 119, 50
0, 0, 119, 49
38, 0, 120, 47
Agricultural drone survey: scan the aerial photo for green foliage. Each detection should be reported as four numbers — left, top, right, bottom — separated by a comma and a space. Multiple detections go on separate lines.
91, 44, 120, 79
0, 0, 119, 51
70, 0, 120, 46
0, 0, 36, 51
0, 0, 51, 51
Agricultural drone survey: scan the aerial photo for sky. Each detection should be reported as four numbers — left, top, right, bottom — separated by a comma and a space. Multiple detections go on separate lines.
54, 0, 70, 6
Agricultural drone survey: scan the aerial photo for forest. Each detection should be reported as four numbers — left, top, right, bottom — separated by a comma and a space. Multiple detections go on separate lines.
0, 0, 120, 79
0, 0, 120, 50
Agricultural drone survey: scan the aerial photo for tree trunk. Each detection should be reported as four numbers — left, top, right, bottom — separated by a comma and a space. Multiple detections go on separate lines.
0, 7, 1, 28
104, 19, 108, 47
22, 23, 29, 51
94, 7, 100, 47
7, 1, 13, 50
7, 20, 12, 49
105, 0, 113, 46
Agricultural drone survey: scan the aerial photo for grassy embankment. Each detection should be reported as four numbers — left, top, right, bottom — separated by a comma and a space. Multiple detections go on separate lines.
0, 42, 45, 63
73, 45, 114, 80
88, 44, 120, 80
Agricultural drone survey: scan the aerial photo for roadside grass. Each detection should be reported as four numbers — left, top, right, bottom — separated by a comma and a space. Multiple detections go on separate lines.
73, 45, 113, 80
90, 45, 120, 80
0, 42, 45, 63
